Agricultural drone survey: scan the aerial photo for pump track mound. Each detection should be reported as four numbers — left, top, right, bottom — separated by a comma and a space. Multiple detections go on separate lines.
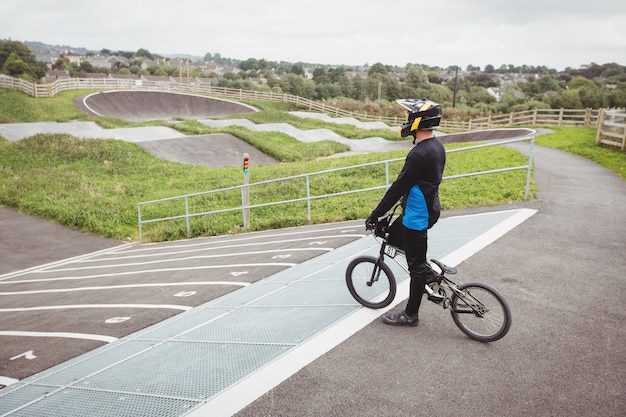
75, 90, 258, 122
66, 90, 538, 167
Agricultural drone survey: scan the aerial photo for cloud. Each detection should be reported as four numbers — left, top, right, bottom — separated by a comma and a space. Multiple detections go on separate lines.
1, 0, 625, 70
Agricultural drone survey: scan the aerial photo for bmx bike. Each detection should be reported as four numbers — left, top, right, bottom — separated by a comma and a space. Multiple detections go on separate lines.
346, 207, 512, 342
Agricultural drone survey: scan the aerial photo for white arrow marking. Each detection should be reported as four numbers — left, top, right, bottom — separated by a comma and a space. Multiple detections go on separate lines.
10, 350, 37, 360
272, 254, 292, 259
309, 241, 328, 245
105, 317, 131, 324
231, 271, 249, 277
174, 291, 197, 297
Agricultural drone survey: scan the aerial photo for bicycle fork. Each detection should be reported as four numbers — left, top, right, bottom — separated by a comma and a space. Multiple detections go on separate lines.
367, 255, 386, 287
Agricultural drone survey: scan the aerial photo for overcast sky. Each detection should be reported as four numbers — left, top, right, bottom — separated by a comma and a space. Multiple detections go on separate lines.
2, 0, 625, 70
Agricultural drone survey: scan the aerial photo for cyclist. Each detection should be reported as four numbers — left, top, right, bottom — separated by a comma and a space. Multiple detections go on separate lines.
365, 98, 446, 326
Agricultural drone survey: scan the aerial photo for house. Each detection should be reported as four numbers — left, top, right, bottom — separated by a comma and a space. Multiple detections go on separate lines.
109, 73, 139, 80
107, 56, 129, 69
140, 58, 156, 70
195, 77, 218, 86
89, 57, 112, 69
34, 50, 59, 67
61, 51, 82, 65
45, 69, 70, 81
84, 73, 108, 79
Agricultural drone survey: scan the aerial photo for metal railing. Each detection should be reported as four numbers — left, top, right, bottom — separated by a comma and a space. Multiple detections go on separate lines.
137, 135, 534, 242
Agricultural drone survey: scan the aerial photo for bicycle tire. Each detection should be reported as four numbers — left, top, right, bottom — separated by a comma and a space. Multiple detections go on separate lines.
450, 282, 512, 342
345, 256, 396, 309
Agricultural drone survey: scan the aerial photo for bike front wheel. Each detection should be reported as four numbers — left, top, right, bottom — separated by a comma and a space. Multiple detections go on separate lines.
450, 282, 512, 342
345, 256, 396, 309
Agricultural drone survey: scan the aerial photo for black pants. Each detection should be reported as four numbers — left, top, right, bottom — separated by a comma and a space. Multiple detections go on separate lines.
402, 224, 430, 317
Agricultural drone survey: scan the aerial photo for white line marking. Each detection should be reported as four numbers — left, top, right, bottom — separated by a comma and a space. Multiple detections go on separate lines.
1, 264, 294, 285
82, 92, 105, 117
63, 238, 351, 264
0, 376, 19, 386
113, 231, 363, 255
0, 304, 192, 313
36, 249, 327, 273
0, 331, 117, 343
0, 281, 249, 296
0, 243, 131, 281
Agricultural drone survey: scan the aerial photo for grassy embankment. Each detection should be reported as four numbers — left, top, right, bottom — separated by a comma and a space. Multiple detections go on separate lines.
1, 89, 622, 242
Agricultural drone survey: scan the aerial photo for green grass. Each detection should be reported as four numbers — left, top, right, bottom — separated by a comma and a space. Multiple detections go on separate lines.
0, 89, 93, 123
534, 127, 626, 180
1, 89, 623, 242
0, 133, 534, 242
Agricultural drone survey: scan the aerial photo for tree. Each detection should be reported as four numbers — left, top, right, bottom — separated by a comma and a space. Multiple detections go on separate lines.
569, 76, 597, 90
0, 40, 47, 79
548, 89, 582, 109
135, 48, 153, 60
327, 66, 346, 83
239, 58, 258, 71
312, 67, 327, 84
404, 64, 429, 90
368, 62, 387, 76
2, 52, 31, 77
289, 64, 304, 76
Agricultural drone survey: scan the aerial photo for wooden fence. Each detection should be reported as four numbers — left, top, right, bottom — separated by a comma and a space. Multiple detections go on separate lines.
595, 109, 626, 150
0, 75, 610, 131
453, 108, 600, 130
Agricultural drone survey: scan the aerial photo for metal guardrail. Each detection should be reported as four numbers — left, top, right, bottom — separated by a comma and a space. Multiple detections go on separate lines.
137, 135, 535, 242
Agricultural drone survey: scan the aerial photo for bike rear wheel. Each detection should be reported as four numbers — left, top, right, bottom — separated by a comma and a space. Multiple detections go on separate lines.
345, 256, 396, 309
450, 282, 512, 342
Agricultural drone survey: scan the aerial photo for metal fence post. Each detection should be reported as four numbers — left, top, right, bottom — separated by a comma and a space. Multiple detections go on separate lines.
524, 137, 535, 200
137, 204, 143, 243
385, 161, 390, 188
185, 197, 190, 238
306, 175, 311, 220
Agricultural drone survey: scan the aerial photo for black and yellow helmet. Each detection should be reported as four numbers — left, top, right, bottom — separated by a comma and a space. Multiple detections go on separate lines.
397, 98, 442, 137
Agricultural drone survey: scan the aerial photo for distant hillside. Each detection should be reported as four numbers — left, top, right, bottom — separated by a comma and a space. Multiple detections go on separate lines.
23, 40, 92, 55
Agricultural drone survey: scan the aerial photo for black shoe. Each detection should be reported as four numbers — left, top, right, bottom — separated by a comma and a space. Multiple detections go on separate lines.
382, 310, 419, 327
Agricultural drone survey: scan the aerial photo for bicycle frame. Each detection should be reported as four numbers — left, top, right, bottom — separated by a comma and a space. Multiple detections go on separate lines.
373, 237, 488, 317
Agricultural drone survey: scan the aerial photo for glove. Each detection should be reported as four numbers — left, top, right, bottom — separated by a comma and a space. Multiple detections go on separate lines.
365, 214, 378, 231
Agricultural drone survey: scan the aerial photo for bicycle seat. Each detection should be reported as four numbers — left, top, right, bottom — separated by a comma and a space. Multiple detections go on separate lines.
430, 259, 457, 275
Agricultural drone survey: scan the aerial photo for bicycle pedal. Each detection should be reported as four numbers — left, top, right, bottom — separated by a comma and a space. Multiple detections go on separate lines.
428, 293, 445, 304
